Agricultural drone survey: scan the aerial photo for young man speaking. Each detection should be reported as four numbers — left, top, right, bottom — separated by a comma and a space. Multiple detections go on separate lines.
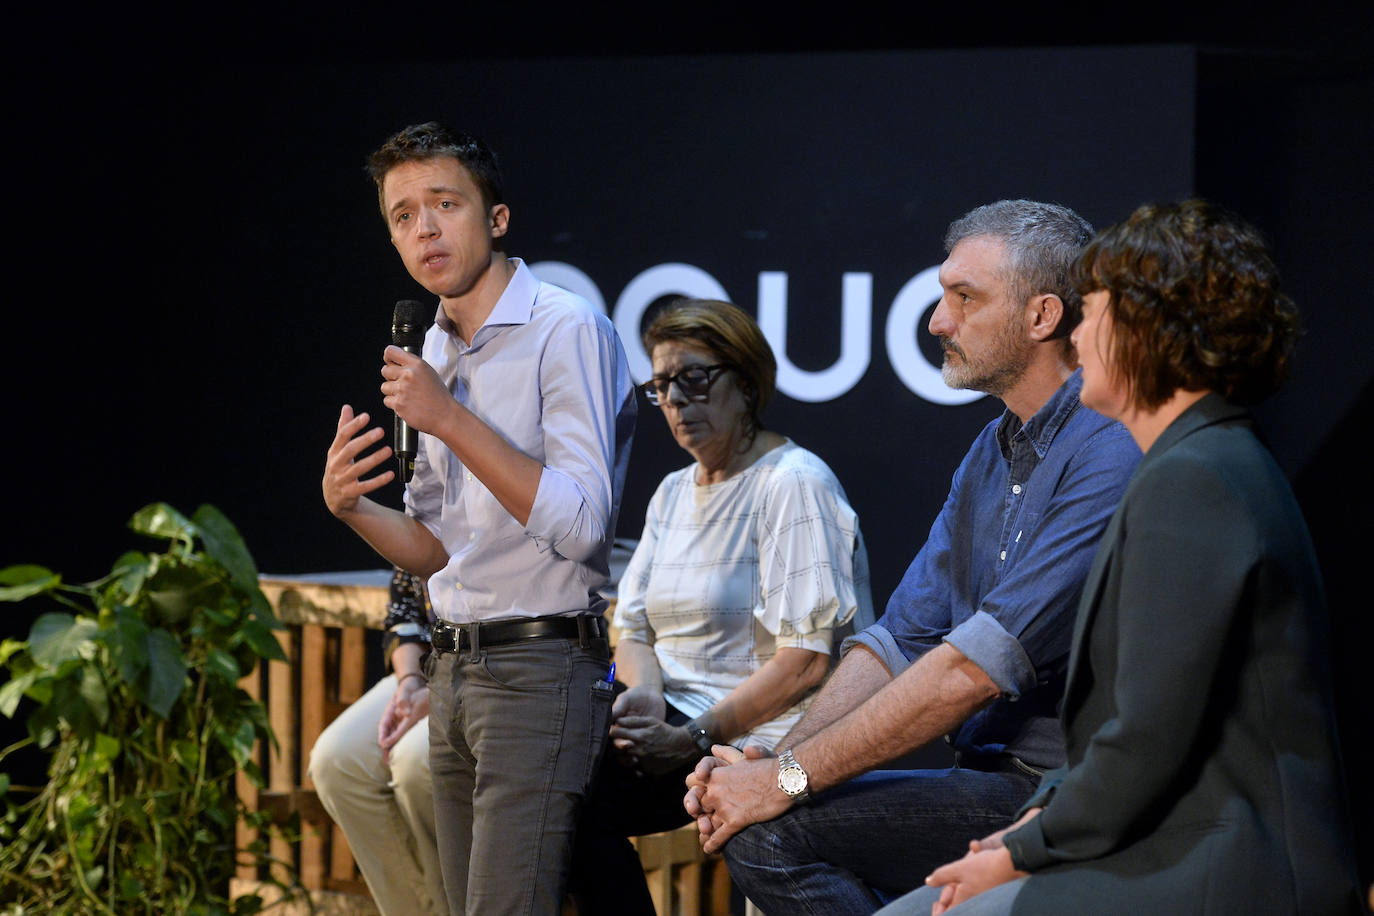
322, 122, 636, 915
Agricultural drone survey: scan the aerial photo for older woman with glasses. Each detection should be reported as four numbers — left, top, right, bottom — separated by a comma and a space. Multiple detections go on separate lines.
568, 298, 873, 914
875, 201, 1362, 915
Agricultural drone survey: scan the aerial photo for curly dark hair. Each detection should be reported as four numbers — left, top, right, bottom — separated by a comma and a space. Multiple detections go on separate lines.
1072, 199, 1300, 409
366, 122, 504, 216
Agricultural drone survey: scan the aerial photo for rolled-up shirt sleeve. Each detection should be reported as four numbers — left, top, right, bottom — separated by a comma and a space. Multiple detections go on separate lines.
957, 423, 1140, 698
842, 622, 912, 677
945, 610, 1036, 696
524, 315, 636, 562
841, 459, 963, 675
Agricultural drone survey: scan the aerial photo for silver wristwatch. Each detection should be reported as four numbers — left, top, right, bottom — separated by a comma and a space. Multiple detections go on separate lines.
777, 748, 811, 804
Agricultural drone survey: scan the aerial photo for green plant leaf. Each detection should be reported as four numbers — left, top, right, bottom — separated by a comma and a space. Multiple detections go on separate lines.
201, 605, 236, 627
0, 564, 61, 601
134, 841, 156, 870
129, 503, 196, 548
3, 502, 299, 907
51, 676, 100, 740
232, 893, 265, 915
205, 648, 241, 685
111, 607, 151, 686
171, 738, 199, 773
144, 556, 214, 628
191, 505, 260, 592
238, 618, 287, 663
248, 588, 281, 629
0, 637, 26, 665
109, 550, 150, 597
78, 666, 110, 728
89, 732, 121, 774
240, 758, 265, 788
27, 701, 59, 746
0, 669, 38, 718
29, 613, 100, 670
139, 628, 188, 719
215, 718, 256, 768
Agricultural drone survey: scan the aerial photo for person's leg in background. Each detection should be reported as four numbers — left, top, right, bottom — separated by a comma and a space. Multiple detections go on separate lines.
309, 675, 447, 916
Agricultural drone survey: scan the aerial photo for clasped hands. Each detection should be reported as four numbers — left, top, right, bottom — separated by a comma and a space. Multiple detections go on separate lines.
608, 685, 698, 774
682, 744, 790, 854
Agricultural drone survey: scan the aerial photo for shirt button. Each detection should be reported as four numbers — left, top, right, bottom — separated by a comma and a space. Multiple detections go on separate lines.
469, 531, 477, 541
999, 550, 1007, 561
455, 582, 464, 590
1011, 484, 1022, 495
466, 472, 473, 481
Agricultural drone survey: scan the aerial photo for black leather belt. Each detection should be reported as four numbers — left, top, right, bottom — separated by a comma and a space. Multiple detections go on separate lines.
430, 615, 607, 653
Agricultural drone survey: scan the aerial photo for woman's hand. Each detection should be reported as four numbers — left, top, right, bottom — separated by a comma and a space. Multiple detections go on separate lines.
377, 673, 429, 765
609, 717, 699, 773
611, 683, 667, 723
610, 682, 694, 772
925, 844, 1026, 914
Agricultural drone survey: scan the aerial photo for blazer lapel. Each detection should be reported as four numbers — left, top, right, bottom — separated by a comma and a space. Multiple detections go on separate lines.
1058, 394, 1250, 726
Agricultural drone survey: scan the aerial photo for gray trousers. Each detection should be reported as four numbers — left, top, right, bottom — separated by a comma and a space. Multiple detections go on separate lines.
426, 634, 612, 915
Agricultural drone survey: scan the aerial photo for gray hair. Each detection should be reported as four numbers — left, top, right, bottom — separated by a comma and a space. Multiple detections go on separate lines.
944, 199, 1095, 333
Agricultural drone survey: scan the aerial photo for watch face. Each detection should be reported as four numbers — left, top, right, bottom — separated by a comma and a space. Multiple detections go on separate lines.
779, 766, 807, 795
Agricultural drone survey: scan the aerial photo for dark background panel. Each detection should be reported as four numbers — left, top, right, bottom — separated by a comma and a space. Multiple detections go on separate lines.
2, 11, 1370, 883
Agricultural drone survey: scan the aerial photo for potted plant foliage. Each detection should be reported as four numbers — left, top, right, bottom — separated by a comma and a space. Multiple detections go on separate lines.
0, 503, 303, 915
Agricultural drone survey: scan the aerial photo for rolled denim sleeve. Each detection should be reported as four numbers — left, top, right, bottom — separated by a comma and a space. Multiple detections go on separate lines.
972, 423, 1140, 682
945, 609, 1036, 698
841, 623, 914, 677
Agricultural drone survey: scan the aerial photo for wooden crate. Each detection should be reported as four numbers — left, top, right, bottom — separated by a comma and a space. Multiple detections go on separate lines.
235, 569, 741, 915
234, 571, 392, 910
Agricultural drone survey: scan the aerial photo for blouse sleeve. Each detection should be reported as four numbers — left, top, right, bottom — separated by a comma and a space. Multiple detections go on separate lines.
611, 476, 668, 646
754, 455, 871, 653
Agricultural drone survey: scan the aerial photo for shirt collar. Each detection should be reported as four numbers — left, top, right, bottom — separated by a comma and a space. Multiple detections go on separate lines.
995, 369, 1084, 460
433, 258, 536, 350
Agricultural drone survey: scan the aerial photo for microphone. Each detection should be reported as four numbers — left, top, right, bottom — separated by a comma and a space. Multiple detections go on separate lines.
391, 300, 429, 483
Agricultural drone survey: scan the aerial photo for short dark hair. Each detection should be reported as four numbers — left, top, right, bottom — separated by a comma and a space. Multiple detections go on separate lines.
1072, 199, 1300, 409
367, 122, 505, 216
642, 299, 778, 429
944, 199, 1095, 335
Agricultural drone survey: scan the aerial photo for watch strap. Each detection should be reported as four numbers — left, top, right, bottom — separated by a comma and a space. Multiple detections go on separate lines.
777, 748, 811, 804
684, 718, 716, 755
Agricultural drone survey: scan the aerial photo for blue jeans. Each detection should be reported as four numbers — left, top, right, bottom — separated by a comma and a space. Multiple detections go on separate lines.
426, 635, 612, 915
723, 766, 1038, 915
874, 877, 1026, 915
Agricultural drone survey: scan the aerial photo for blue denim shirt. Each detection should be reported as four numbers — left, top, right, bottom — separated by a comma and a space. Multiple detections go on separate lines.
846, 370, 1140, 769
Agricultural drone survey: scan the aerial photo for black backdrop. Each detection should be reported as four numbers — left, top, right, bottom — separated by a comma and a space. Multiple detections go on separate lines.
4, 16, 1371, 885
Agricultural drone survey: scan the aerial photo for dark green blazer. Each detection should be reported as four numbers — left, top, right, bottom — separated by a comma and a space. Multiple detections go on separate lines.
1004, 395, 1362, 914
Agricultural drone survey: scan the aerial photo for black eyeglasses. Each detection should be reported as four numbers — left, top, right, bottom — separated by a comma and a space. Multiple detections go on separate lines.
638, 364, 730, 405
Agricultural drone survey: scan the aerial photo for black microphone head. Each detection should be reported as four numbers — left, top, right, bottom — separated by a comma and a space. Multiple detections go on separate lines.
392, 300, 429, 349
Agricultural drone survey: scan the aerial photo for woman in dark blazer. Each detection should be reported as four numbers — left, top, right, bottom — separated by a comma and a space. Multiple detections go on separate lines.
878, 200, 1363, 915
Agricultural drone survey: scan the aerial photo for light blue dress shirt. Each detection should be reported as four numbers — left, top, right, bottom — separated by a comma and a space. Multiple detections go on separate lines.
404, 259, 637, 624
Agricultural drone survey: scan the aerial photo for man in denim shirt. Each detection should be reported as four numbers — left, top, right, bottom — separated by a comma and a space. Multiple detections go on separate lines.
686, 200, 1141, 913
